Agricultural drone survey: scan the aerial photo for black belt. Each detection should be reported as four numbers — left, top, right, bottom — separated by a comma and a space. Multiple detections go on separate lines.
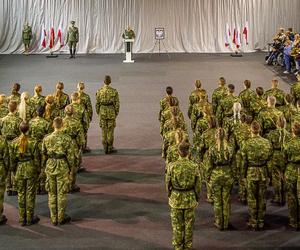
18, 158, 33, 162
5, 136, 15, 141
215, 164, 229, 167
172, 187, 195, 192
101, 103, 113, 106
249, 164, 267, 168
48, 155, 66, 160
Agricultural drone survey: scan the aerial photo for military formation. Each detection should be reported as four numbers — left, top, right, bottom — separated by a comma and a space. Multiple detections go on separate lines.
0, 76, 119, 226
161, 74, 300, 250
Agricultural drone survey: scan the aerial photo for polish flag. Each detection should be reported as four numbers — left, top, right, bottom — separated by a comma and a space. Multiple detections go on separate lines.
49, 27, 55, 49
41, 27, 47, 48
243, 21, 249, 45
232, 28, 237, 46
57, 26, 64, 48
224, 23, 231, 47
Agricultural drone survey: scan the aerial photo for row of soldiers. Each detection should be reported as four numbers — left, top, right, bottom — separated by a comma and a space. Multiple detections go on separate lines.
0, 75, 120, 226
160, 74, 300, 250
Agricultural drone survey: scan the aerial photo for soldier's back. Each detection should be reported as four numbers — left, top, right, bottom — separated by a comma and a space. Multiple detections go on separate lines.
29, 116, 50, 142
1, 113, 22, 139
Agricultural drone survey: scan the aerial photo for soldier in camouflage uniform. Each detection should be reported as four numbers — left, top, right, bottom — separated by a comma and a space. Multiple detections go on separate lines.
249, 87, 267, 121
22, 22, 32, 55
241, 122, 272, 230
264, 79, 286, 108
62, 105, 85, 193
44, 95, 58, 125
278, 94, 297, 132
0, 133, 9, 225
188, 80, 207, 119
19, 92, 35, 122
8, 83, 21, 105
0, 101, 22, 196
283, 122, 300, 229
96, 76, 120, 154
42, 117, 75, 225
166, 142, 201, 250
212, 77, 228, 115
29, 106, 51, 195
192, 105, 212, 146
257, 96, 283, 137
290, 73, 300, 105
0, 95, 8, 119
159, 86, 179, 123
239, 80, 256, 120
216, 84, 239, 130
30, 85, 46, 111
77, 82, 93, 152
66, 21, 79, 59
11, 122, 40, 226
53, 82, 70, 118
162, 106, 187, 137
207, 128, 235, 230
267, 116, 291, 206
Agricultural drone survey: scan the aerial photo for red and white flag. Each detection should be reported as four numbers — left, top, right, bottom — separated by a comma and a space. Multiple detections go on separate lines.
232, 28, 237, 46
236, 26, 241, 48
41, 26, 47, 48
224, 23, 231, 47
243, 21, 249, 45
49, 27, 55, 49
57, 26, 64, 48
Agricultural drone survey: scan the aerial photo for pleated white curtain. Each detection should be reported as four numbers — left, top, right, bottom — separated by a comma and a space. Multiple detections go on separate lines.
0, 0, 299, 54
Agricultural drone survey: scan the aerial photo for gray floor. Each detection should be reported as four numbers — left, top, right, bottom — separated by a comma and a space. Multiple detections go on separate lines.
0, 53, 299, 250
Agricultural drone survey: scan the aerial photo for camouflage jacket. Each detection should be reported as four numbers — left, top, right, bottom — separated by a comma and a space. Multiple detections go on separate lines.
197, 127, 217, 161
229, 122, 251, 150
42, 130, 75, 176
257, 107, 283, 136
264, 88, 286, 107
8, 93, 21, 105
188, 89, 207, 118
283, 136, 300, 165
290, 81, 300, 105
96, 85, 120, 120
29, 116, 51, 142
54, 92, 70, 117
160, 107, 185, 135
0, 104, 9, 119
62, 116, 85, 149
30, 94, 46, 110
70, 102, 89, 132
212, 86, 228, 114
162, 116, 187, 136
166, 157, 201, 209
44, 103, 58, 123
241, 134, 272, 180
0, 136, 9, 183
163, 129, 189, 158
190, 101, 211, 131
158, 96, 179, 122
216, 94, 240, 121
78, 91, 93, 122
0, 113, 22, 140
10, 135, 39, 179
239, 88, 256, 112
249, 95, 267, 120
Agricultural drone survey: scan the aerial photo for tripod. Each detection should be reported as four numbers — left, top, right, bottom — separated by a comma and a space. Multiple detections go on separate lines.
149, 39, 171, 59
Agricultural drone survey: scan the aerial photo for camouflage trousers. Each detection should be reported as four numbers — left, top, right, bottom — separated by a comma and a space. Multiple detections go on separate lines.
16, 178, 37, 222
201, 156, 212, 202
247, 180, 267, 228
211, 173, 233, 229
100, 119, 116, 152
271, 166, 286, 204
236, 151, 247, 202
46, 173, 70, 224
170, 207, 195, 250
0, 184, 4, 216
285, 167, 300, 228
6, 171, 16, 193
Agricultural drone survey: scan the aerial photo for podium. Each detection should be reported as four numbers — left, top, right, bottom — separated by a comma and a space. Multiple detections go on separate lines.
123, 39, 134, 63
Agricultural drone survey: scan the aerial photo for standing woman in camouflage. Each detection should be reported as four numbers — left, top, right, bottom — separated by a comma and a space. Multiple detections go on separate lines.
77, 82, 93, 152
96, 76, 120, 154
66, 21, 79, 59
44, 95, 57, 125
30, 85, 46, 111
8, 83, 21, 105
22, 22, 32, 55
207, 128, 235, 230
283, 122, 300, 230
53, 82, 70, 118
10, 122, 40, 226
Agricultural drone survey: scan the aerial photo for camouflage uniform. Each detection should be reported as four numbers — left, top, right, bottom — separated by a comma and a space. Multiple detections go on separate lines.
207, 143, 234, 230
8, 93, 21, 105
0, 113, 22, 194
54, 92, 70, 118
44, 103, 58, 125
163, 129, 189, 160
162, 117, 187, 136
166, 157, 201, 250
160, 107, 185, 136
70, 102, 89, 135
278, 103, 297, 132
264, 88, 286, 108
192, 116, 210, 146
29, 116, 51, 193
42, 130, 75, 224
96, 85, 120, 153
30, 94, 46, 111
257, 107, 283, 137
241, 134, 272, 229
249, 95, 267, 121
216, 94, 239, 129
0, 104, 8, 119
283, 136, 300, 228
159, 96, 179, 122
291, 81, 300, 105
188, 89, 207, 119
62, 116, 85, 188
212, 86, 228, 115
0, 136, 9, 222
267, 129, 291, 204
239, 88, 256, 119
10, 135, 39, 223
190, 100, 211, 132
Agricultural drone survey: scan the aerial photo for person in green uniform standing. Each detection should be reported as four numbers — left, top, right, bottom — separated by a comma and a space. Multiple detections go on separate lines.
22, 22, 32, 55
66, 21, 79, 59
122, 26, 136, 52
96, 75, 120, 154
166, 142, 201, 250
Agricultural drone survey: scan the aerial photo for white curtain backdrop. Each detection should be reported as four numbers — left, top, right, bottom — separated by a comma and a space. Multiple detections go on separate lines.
0, 0, 299, 54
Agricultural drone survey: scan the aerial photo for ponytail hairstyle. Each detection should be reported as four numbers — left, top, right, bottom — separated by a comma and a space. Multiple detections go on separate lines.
34, 85, 42, 96
19, 92, 29, 121
77, 81, 85, 101
233, 102, 242, 124
19, 122, 29, 155
215, 127, 228, 160
175, 129, 184, 145
54, 82, 64, 102
0, 94, 6, 105
195, 80, 201, 89
12, 83, 20, 95
45, 95, 54, 120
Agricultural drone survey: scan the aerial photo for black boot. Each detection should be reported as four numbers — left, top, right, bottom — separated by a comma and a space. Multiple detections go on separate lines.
0, 215, 7, 225
27, 215, 40, 226
73, 49, 76, 58
69, 49, 73, 58
59, 215, 71, 225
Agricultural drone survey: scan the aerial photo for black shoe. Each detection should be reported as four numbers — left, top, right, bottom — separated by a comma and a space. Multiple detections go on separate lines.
69, 185, 80, 193
104, 145, 109, 154
0, 215, 7, 225
11, 191, 18, 196
6, 190, 12, 196
83, 147, 91, 153
77, 166, 86, 173
38, 190, 48, 195
52, 221, 58, 226
110, 148, 118, 154
27, 216, 40, 226
59, 215, 71, 225
20, 220, 26, 227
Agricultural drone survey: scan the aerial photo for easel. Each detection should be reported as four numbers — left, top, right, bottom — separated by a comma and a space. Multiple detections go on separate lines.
149, 28, 171, 59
